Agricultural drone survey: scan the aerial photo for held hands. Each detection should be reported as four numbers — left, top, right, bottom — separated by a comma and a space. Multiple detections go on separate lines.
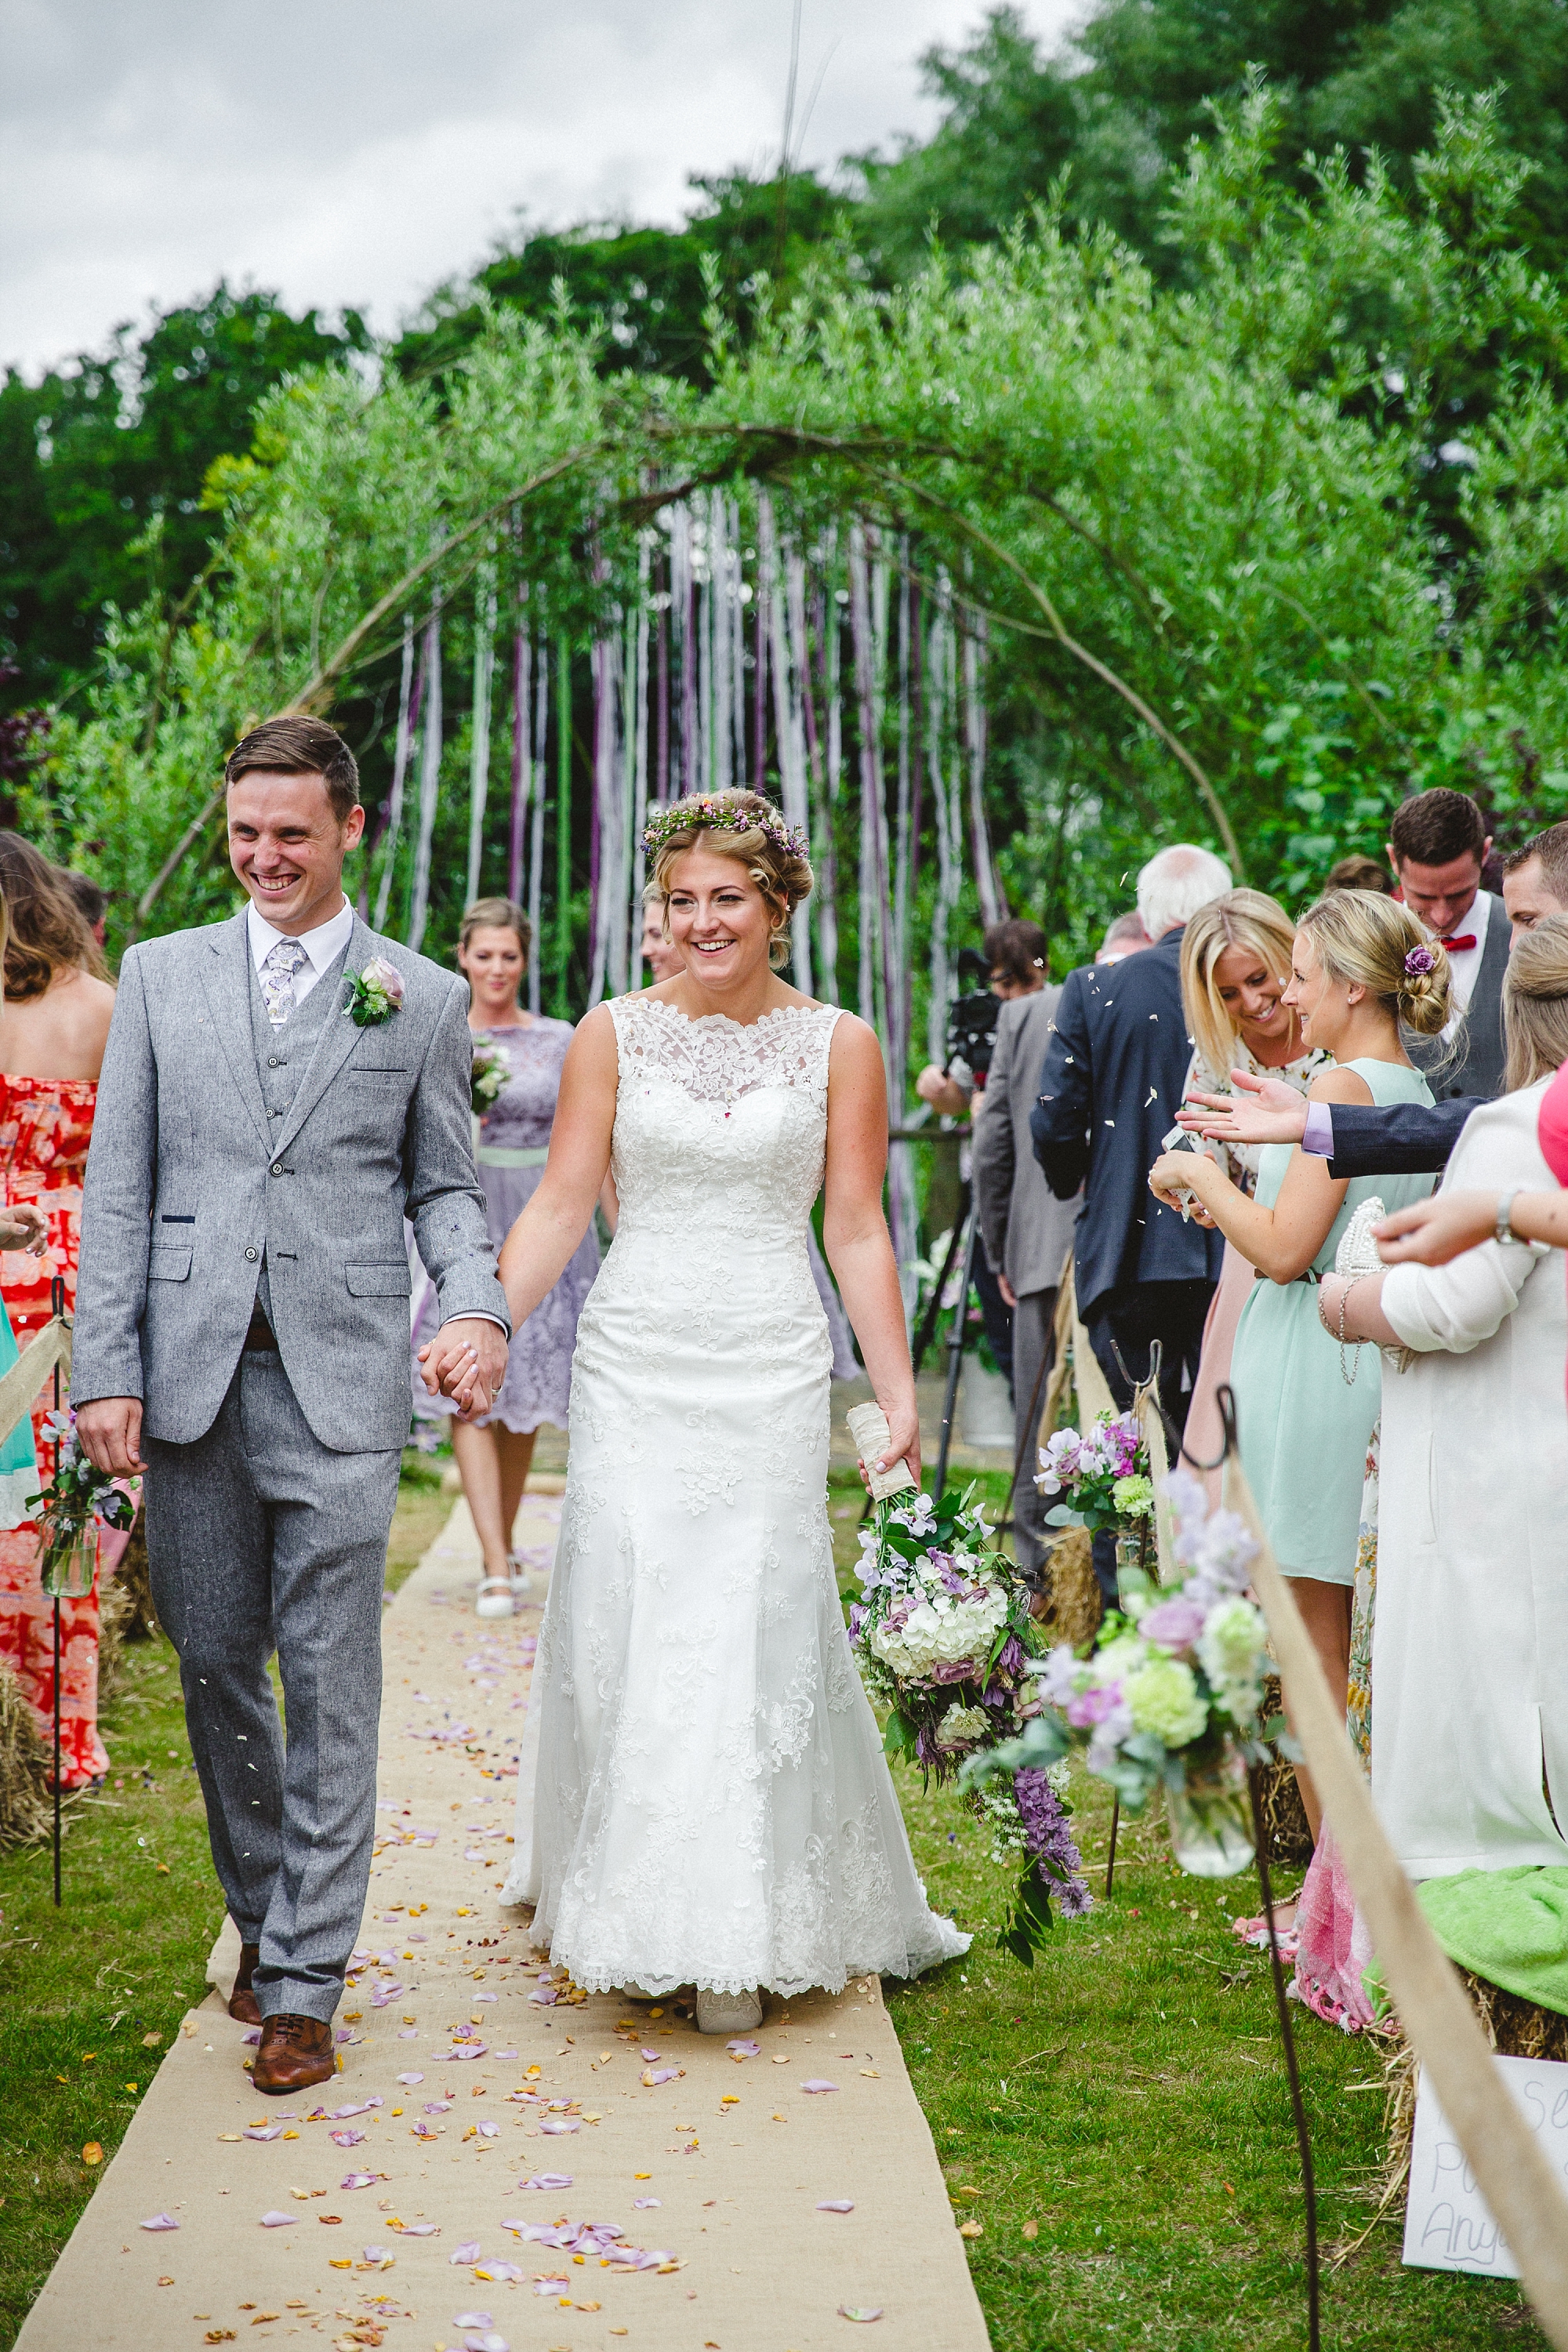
1373, 1189, 1502, 1267
417, 1317, 510, 1420
1174, 1069, 1309, 1148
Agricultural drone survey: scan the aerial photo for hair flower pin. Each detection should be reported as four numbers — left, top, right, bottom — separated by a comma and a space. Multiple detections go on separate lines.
345, 956, 405, 1028
1403, 945, 1436, 978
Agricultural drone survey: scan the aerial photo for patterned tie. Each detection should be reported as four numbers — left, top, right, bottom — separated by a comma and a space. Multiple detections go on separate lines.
260, 937, 310, 1028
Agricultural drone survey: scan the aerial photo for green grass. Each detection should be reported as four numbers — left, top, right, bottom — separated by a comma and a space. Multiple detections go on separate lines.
0, 1467, 1548, 2350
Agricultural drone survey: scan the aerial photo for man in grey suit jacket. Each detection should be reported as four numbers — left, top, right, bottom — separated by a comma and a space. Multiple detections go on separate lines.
970, 923, 1080, 1584
73, 717, 510, 2093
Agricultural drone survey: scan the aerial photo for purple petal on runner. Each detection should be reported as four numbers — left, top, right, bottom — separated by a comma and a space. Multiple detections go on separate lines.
330, 2129, 365, 2148
838, 2307, 884, 2323
243, 2124, 283, 2142
527, 1989, 557, 2005
397, 2028, 419, 2039
642, 2067, 680, 2086
453, 2313, 493, 2330
531, 2278, 570, 2298
396, 2221, 440, 2236
335, 2027, 354, 2045
424, 2100, 452, 2114
362, 2246, 389, 2264
538, 2117, 580, 2135
341, 2173, 378, 2190
473, 1991, 497, 2003
260, 2211, 297, 2227
476, 2121, 499, 2138
450, 2240, 482, 2264
817, 2199, 855, 2212
494, 2049, 518, 2059
397, 2071, 423, 2085
726, 2039, 760, 2057
633, 2197, 662, 2209
451, 2044, 488, 2062
140, 2213, 179, 2231
800, 2079, 840, 2093
474, 2262, 524, 2283
516, 2172, 572, 2191
242, 2031, 261, 2046
466, 2336, 508, 2352
640, 2046, 660, 2060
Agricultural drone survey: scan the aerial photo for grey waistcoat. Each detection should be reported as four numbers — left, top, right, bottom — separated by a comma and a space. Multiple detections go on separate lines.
248, 946, 350, 1324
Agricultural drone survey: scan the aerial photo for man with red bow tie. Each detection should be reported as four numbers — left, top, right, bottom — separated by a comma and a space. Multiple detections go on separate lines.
1388, 787, 1508, 1100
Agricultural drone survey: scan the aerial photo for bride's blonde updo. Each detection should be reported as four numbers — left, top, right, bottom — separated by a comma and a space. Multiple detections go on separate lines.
1296, 887, 1453, 1036
645, 788, 813, 970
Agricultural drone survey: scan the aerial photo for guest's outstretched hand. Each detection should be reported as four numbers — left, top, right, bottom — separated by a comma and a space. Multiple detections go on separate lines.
1174, 1068, 1309, 1147
1374, 1189, 1512, 1266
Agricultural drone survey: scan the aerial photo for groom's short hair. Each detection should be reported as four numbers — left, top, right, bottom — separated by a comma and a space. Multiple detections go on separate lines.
226, 717, 360, 822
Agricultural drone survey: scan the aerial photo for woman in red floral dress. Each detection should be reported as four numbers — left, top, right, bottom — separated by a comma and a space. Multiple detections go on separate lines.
0, 838, 116, 1785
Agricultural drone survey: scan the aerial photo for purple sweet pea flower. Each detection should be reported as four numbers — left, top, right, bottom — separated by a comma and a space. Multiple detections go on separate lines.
1066, 1681, 1123, 1729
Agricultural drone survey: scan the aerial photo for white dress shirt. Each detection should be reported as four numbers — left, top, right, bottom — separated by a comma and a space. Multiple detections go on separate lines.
1431, 878, 1492, 1025
245, 895, 356, 1003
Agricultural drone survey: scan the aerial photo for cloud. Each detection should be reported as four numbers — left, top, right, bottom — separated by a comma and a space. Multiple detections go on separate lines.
2, 0, 1076, 375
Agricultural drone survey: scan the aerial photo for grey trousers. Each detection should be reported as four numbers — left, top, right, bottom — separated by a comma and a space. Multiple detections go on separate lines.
1010, 1287, 1058, 1584
145, 1351, 401, 2022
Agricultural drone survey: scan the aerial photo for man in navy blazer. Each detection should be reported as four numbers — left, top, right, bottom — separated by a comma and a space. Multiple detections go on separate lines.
1032, 846, 1231, 1481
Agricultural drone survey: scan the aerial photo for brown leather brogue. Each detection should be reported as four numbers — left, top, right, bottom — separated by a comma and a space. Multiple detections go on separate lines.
228, 1942, 262, 2026
252, 2013, 336, 2095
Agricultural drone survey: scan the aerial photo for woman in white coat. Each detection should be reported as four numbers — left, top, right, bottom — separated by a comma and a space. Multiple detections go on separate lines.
1319, 919, 1568, 1879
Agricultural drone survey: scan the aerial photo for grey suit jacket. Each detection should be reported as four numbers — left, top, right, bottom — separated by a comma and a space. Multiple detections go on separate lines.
972, 987, 1080, 1298
72, 909, 509, 1454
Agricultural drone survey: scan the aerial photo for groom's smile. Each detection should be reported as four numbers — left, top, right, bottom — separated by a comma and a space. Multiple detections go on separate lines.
227, 767, 365, 936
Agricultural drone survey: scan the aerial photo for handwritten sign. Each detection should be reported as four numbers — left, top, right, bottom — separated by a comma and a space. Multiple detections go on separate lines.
1404, 2053, 1568, 2277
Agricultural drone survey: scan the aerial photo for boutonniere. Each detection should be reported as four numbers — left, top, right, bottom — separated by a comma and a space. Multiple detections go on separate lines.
345, 956, 405, 1028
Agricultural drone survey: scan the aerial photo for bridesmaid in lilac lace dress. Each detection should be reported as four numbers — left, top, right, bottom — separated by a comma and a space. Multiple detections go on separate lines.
415, 898, 605, 1617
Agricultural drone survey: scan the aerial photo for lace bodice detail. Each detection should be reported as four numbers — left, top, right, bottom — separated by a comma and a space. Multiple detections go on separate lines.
606, 997, 842, 1243
473, 1018, 574, 1152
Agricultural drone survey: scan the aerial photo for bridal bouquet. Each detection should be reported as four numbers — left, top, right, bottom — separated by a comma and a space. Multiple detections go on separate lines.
849, 1483, 1091, 1951
966, 1468, 1276, 1874
1036, 1410, 1154, 1537
471, 1039, 511, 1116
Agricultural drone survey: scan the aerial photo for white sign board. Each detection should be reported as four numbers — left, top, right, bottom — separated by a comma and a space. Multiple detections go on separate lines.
1404, 2052, 1568, 2276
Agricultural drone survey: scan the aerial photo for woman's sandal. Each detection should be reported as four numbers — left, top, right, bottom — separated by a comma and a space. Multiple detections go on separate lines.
475, 1574, 514, 1620
506, 1552, 531, 1607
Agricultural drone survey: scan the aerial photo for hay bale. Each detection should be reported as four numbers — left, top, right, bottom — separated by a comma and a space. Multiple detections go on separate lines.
111, 1519, 158, 1641
1041, 1527, 1102, 1647
1257, 1674, 1314, 1867
1377, 1970, 1568, 2209
0, 1657, 52, 1849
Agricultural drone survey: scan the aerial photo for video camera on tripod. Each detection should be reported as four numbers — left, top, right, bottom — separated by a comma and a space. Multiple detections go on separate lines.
945, 947, 1001, 1088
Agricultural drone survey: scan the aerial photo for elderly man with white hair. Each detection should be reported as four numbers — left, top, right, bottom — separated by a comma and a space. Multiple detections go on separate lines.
1031, 844, 1231, 1595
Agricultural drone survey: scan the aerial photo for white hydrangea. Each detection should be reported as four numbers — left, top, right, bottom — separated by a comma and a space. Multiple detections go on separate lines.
869, 1584, 1010, 1681
934, 1704, 992, 1750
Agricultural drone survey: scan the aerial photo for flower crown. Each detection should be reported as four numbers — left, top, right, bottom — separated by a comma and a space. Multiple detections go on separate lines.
641, 796, 808, 862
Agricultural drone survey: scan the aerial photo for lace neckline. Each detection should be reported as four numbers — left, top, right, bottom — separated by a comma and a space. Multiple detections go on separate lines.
623, 996, 833, 1034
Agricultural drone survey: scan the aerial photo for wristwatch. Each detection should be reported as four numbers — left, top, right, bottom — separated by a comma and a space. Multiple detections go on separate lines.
1496, 1185, 1523, 1246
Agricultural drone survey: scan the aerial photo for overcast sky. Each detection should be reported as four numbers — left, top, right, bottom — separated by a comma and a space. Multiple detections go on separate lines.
3, 0, 1079, 378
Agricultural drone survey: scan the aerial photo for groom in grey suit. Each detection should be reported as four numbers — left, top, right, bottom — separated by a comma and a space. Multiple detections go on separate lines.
73, 716, 509, 2092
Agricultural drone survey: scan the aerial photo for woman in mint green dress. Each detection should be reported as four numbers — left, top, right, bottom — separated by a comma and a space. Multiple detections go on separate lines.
1149, 887, 1450, 1846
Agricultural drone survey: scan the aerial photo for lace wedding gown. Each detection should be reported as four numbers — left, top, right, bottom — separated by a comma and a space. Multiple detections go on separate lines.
503, 996, 968, 1997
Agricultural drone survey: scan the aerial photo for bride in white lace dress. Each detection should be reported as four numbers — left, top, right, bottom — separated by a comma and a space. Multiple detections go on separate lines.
426, 789, 967, 2033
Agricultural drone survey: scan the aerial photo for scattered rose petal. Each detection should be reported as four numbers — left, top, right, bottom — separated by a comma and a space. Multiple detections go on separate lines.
451, 2044, 488, 2062
515, 2173, 572, 2192
140, 2213, 179, 2232
839, 2307, 884, 2324
340, 2174, 379, 2190
243, 2124, 283, 2142
397, 2071, 423, 2085
641, 2067, 681, 2088
726, 2039, 760, 2058
527, 1989, 557, 2005
390, 2221, 440, 2237
539, 2117, 580, 2135
424, 2100, 453, 2114
259, 2212, 297, 2228
454, 2313, 493, 2329
640, 2047, 660, 2061
801, 2080, 840, 2094
450, 2240, 482, 2265
81, 2142, 103, 2165
532, 2278, 570, 2298
362, 2247, 389, 2264
397, 2028, 419, 2040
330, 2130, 365, 2148
474, 2263, 524, 2283
633, 2197, 662, 2210
494, 2049, 518, 2060
473, 1991, 497, 2003
242, 2031, 261, 2047
818, 2200, 855, 2213
476, 2120, 499, 2138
